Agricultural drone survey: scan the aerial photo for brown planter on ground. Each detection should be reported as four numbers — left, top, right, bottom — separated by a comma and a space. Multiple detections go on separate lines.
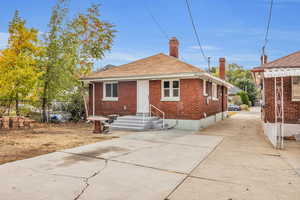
11, 117, 19, 129
3, 117, 9, 129
18, 117, 25, 128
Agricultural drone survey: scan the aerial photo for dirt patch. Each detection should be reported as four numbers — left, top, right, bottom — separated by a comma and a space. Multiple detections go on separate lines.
0, 123, 130, 165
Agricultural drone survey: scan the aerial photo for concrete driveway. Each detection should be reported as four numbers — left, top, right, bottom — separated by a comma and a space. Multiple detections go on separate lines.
169, 109, 300, 200
0, 129, 223, 200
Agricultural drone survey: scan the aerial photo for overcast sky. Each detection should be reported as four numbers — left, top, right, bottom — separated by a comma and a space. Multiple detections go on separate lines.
1, 0, 300, 70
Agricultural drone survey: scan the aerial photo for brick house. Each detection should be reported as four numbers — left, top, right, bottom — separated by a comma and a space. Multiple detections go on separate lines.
252, 51, 300, 148
81, 37, 232, 130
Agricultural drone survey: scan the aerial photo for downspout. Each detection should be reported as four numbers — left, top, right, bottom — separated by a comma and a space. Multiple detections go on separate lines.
221, 86, 224, 120
93, 83, 95, 116
82, 82, 89, 119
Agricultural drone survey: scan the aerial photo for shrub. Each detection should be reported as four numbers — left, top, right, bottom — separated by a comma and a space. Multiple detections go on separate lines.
231, 95, 242, 105
65, 93, 86, 122
19, 106, 32, 117
240, 104, 249, 111
238, 91, 250, 106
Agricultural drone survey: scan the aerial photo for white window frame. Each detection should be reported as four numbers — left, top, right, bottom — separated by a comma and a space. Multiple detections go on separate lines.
212, 83, 218, 101
292, 76, 300, 101
161, 79, 180, 101
103, 81, 119, 101
203, 80, 208, 96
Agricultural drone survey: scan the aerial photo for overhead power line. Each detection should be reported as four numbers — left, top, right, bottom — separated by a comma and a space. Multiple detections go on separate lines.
262, 0, 274, 55
145, 4, 169, 39
184, 0, 208, 65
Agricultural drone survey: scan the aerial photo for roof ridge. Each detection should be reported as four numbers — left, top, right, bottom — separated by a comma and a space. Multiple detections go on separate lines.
116, 53, 164, 68
159, 53, 204, 71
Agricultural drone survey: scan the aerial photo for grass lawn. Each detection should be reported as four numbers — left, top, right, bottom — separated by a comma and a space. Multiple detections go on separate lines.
0, 123, 122, 165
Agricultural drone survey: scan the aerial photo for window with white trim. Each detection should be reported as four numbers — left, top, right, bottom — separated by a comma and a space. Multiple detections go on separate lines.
103, 82, 118, 101
292, 76, 300, 101
161, 80, 180, 101
212, 83, 218, 100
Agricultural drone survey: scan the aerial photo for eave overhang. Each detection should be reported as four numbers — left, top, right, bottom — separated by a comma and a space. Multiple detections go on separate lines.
81, 72, 234, 88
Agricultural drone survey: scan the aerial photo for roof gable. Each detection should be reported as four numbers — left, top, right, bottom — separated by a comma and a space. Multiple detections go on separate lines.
83, 53, 204, 79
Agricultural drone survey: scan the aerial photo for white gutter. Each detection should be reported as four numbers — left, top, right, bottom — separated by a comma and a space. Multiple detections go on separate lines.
264, 68, 300, 78
200, 73, 234, 88
81, 72, 233, 88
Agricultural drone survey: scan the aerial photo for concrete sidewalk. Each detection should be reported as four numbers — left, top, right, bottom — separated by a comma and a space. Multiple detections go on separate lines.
0, 129, 222, 200
169, 109, 300, 200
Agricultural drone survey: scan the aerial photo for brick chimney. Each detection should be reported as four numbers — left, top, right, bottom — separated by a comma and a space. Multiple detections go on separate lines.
260, 55, 268, 65
169, 37, 179, 58
219, 58, 226, 80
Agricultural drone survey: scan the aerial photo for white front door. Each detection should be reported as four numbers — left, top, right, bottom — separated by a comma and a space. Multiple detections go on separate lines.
137, 80, 149, 113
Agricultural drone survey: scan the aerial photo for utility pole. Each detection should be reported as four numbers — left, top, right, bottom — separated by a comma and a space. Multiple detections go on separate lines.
262, 46, 266, 64
208, 56, 211, 74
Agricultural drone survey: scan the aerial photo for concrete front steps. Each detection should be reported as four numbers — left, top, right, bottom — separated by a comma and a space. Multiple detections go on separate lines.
111, 115, 166, 131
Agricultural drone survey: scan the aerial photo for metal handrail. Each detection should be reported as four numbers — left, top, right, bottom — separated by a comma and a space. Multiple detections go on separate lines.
149, 104, 165, 128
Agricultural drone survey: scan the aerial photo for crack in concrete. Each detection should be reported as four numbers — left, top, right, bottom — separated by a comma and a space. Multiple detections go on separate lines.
164, 137, 224, 200
124, 136, 217, 149
109, 158, 187, 175
188, 175, 250, 186
108, 143, 166, 160
74, 160, 108, 200
60, 149, 188, 176
279, 155, 300, 177
15, 160, 110, 200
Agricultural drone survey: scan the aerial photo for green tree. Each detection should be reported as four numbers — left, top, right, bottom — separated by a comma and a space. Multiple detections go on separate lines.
238, 91, 250, 106
39, 0, 69, 122
39, 1, 115, 122
213, 63, 258, 106
236, 78, 257, 105
0, 10, 42, 116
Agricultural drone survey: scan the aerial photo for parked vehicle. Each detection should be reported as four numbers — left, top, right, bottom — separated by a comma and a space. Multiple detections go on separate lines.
228, 104, 241, 111
50, 112, 72, 123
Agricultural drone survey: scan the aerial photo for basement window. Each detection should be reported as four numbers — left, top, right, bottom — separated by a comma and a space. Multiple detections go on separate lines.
292, 77, 300, 101
161, 80, 180, 101
103, 82, 118, 101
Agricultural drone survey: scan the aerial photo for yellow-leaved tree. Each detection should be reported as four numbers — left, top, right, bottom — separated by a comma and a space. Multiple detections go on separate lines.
0, 10, 42, 116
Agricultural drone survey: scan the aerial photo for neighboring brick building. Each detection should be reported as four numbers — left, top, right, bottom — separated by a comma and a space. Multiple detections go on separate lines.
82, 37, 232, 130
252, 51, 300, 148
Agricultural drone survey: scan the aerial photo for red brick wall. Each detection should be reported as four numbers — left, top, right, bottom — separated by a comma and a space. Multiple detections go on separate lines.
89, 81, 137, 116
264, 77, 300, 123
149, 79, 227, 120
88, 79, 228, 119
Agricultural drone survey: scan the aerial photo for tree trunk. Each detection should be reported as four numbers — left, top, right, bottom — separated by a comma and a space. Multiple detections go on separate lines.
7, 97, 12, 116
15, 93, 19, 116
42, 81, 49, 122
